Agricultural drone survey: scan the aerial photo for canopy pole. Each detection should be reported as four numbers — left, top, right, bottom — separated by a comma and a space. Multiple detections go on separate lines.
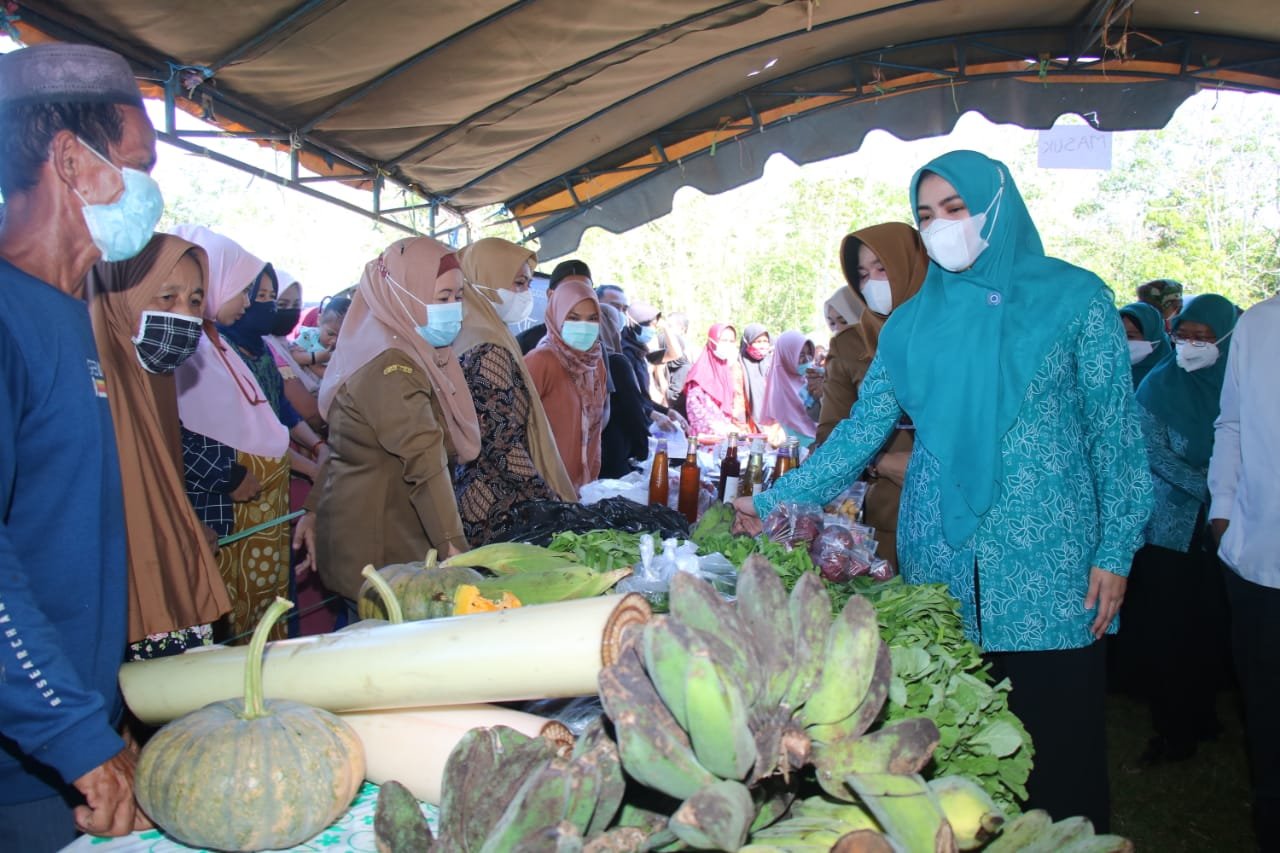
157, 130, 425, 237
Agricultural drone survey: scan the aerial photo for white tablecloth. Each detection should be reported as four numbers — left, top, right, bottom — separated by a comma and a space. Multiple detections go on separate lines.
63, 783, 438, 853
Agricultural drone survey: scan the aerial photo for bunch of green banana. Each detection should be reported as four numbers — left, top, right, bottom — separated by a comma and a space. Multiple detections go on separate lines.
433, 721, 631, 852
800, 600, 936, 798
596, 555, 948, 849
843, 771, 957, 852
741, 795, 881, 851
928, 776, 1005, 850
983, 810, 1134, 853
746, 778, 1008, 853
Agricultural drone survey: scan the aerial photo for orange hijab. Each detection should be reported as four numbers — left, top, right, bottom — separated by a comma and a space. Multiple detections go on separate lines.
839, 222, 930, 364
319, 236, 482, 463
87, 234, 232, 642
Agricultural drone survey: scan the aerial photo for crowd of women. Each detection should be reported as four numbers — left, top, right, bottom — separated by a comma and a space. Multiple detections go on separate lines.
5, 42, 1277, 852
80, 151, 1271, 841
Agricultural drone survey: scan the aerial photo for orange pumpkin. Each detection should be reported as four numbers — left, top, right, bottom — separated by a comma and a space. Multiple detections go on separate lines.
453, 584, 522, 615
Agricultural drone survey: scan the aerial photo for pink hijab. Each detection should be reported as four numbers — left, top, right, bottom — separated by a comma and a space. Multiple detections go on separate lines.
761, 330, 815, 438
318, 237, 482, 464
684, 323, 738, 418
172, 225, 290, 459
533, 279, 608, 482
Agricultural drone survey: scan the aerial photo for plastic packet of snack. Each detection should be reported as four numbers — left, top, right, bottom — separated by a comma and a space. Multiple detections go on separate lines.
811, 527, 866, 583
825, 481, 868, 523
762, 502, 825, 549
869, 556, 896, 582
819, 514, 877, 548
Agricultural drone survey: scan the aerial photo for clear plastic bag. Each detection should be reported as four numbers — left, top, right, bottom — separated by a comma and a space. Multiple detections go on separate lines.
616, 535, 738, 606
825, 481, 868, 523
814, 515, 876, 552
868, 556, 897, 582
812, 529, 859, 582
762, 501, 825, 549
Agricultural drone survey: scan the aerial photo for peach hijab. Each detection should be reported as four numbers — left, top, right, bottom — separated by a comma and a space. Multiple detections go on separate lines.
319, 236, 481, 463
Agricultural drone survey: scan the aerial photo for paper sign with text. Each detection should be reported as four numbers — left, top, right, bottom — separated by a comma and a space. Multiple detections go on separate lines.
1037, 126, 1113, 170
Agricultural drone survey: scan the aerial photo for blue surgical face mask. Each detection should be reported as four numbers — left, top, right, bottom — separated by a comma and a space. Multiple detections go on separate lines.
634, 324, 655, 345
417, 300, 464, 348
74, 137, 164, 262
382, 265, 465, 348
562, 320, 600, 351
797, 360, 813, 375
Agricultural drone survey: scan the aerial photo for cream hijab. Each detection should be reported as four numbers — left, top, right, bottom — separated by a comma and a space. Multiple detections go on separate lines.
456, 237, 576, 500
825, 286, 864, 332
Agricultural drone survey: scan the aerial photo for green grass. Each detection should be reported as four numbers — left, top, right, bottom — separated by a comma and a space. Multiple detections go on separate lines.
1107, 691, 1255, 851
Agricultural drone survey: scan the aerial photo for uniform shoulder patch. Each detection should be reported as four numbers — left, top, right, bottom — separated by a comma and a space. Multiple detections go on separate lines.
383, 363, 414, 376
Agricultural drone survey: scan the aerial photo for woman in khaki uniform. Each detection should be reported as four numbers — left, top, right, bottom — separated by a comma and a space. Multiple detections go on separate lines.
813, 223, 928, 570
313, 237, 481, 602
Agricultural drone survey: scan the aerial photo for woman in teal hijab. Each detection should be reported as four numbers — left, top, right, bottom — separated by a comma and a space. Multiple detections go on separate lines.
1124, 293, 1237, 766
734, 150, 1153, 830
1120, 301, 1172, 387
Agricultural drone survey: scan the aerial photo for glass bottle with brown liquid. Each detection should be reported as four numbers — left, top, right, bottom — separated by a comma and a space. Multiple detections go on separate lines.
769, 442, 791, 487
677, 443, 700, 523
649, 439, 669, 507
739, 439, 766, 498
717, 432, 740, 502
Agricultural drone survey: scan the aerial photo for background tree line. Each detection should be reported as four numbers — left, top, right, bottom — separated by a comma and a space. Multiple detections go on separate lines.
519, 92, 1278, 341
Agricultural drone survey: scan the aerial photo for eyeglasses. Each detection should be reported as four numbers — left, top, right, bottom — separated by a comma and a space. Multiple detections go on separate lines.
1172, 335, 1216, 346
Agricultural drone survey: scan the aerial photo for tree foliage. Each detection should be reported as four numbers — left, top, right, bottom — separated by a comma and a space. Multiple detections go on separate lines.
520, 93, 1279, 340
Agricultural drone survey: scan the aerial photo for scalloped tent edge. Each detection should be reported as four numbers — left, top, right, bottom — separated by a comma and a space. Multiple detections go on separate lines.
524, 74, 1198, 258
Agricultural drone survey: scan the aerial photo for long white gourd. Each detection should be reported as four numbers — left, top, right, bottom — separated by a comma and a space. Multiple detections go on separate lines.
120, 594, 647, 724
338, 704, 552, 804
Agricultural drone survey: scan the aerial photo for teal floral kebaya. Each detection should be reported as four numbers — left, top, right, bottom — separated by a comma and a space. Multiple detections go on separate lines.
757, 150, 1153, 653
759, 289, 1153, 651
1135, 293, 1238, 553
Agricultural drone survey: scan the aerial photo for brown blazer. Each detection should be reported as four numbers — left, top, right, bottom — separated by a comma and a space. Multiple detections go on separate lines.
813, 327, 912, 569
314, 348, 468, 600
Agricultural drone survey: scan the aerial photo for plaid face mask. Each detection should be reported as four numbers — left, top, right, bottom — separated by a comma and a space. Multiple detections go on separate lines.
132, 310, 203, 374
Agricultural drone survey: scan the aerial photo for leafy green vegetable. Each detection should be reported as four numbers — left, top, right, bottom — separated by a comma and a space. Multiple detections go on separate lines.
849, 576, 1032, 812
548, 530, 644, 573
690, 503, 735, 547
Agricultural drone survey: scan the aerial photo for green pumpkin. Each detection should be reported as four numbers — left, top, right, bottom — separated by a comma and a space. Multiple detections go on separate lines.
338, 565, 406, 632
136, 598, 365, 851
357, 550, 482, 622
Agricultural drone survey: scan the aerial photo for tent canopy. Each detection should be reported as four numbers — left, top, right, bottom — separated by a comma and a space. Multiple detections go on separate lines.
14, 1, 1280, 254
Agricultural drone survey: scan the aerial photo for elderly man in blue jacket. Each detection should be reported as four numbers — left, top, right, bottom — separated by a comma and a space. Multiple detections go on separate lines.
0, 42, 163, 849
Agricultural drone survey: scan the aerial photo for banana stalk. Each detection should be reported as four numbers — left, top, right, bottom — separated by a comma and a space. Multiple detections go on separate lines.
120, 594, 651, 724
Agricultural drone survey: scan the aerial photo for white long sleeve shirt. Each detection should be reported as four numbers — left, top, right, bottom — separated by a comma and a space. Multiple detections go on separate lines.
1208, 294, 1280, 589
